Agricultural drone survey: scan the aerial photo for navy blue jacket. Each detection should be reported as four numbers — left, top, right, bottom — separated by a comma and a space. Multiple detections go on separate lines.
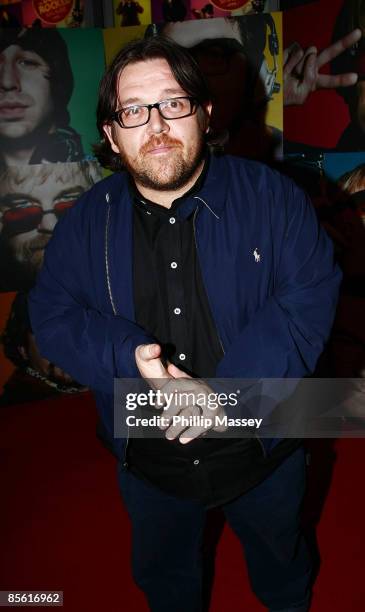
28, 154, 342, 458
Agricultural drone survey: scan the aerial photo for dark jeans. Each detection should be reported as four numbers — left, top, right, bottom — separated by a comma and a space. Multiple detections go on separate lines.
117, 446, 312, 612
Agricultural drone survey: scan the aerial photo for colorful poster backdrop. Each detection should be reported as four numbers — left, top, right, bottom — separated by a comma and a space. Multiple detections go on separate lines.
151, 0, 190, 23
324, 152, 365, 182
279, 0, 317, 9
0, 161, 103, 292
283, 0, 364, 153
113, 0, 152, 27
0, 27, 105, 169
0, 161, 103, 404
0, 291, 16, 398
103, 25, 149, 64
148, 14, 283, 160
21, 0, 85, 27
0, 1, 22, 27
60, 28, 105, 156
279, 149, 365, 378
321, 153, 365, 378
0, 289, 89, 404
188, 0, 279, 20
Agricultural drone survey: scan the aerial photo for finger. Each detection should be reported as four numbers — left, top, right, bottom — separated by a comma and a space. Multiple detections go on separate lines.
302, 52, 318, 91
283, 46, 289, 65
295, 46, 317, 75
317, 28, 362, 68
156, 380, 184, 428
283, 45, 304, 75
167, 363, 191, 378
135, 344, 172, 387
165, 405, 203, 440
317, 72, 358, 89
283, 42, 302, 65
157, 378, 195, 420
179, 423, 212, 444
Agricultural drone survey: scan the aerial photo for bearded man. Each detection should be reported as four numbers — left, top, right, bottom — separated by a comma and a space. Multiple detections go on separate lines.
29, 37, 341, 612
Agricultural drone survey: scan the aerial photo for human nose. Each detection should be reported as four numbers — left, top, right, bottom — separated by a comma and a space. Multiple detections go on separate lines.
0, 60, 20, 91
147, 106, 170, 135
37, 209, 58, 233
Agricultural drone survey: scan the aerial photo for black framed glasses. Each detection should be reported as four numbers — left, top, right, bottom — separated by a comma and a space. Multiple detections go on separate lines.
110, 96, 198, 128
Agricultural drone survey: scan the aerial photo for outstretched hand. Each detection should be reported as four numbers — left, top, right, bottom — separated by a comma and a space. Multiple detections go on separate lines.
284, 28, 362, 106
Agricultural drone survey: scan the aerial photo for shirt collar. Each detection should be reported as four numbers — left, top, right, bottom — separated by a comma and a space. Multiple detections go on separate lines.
125, 151, 229, 220
130, 155, 210, 219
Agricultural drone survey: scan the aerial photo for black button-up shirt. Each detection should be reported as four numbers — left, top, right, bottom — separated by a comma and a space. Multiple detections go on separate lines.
127, 161, 300, 508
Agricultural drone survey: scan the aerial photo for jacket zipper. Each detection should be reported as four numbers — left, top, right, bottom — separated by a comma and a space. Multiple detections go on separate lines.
105, 195, 130, 466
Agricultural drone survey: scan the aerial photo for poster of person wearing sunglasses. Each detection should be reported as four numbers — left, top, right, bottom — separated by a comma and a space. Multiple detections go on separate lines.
283, 0, 364, 153
0, 161, 103, 292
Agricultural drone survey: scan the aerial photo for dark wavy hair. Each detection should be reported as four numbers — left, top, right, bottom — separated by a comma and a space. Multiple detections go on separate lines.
94, 36, 211, 171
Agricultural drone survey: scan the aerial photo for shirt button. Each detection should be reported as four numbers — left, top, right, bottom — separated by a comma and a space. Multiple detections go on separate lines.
170, 261, 178, 269
174, 307, 181, 315
169, 217, 176, 224
193, 459, 200, 466
179, 353, 186, 361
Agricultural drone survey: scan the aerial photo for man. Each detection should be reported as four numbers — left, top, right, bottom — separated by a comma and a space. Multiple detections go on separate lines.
0, 161, 102, 290
0, 27, 84, 168
29, 37, 341, 611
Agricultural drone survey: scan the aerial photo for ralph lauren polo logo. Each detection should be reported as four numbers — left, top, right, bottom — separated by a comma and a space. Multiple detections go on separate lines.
253, 248, 261, 263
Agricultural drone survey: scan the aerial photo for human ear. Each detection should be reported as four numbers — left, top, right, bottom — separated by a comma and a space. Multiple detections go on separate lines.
203, 101, 212, 132
204, 101, 212, 121
198, 101, 212, 132
103, 123, 120, 154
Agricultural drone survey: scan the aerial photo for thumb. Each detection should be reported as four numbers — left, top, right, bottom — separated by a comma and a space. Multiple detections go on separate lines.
167, 363, 191, 378
136, 343, 161, 362
135, 344, 171, 385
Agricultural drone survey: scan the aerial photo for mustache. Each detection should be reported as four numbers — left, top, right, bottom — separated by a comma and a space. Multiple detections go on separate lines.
14, 235, 50, 269
140, 135, 183, 155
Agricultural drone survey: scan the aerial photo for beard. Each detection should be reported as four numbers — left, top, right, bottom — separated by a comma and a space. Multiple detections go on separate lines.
119, 133, 206, 191
11, 233, 50, 278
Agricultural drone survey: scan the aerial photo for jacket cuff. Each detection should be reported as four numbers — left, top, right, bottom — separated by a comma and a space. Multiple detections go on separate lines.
116, 333, 156, 378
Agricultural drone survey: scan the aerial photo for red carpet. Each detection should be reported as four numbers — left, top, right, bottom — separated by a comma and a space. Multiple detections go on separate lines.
1, 393, 364, 611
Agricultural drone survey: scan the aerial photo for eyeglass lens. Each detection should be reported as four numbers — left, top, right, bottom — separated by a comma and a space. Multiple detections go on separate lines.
2, 200, 76, 235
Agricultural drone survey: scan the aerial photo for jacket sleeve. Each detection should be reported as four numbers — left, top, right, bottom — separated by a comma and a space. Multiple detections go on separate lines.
215, 176, 342, 419
28, 203, 152, 396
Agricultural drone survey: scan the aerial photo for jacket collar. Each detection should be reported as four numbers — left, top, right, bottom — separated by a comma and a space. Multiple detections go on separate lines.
198, 153, 229, 216
103, 153, 229, 218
